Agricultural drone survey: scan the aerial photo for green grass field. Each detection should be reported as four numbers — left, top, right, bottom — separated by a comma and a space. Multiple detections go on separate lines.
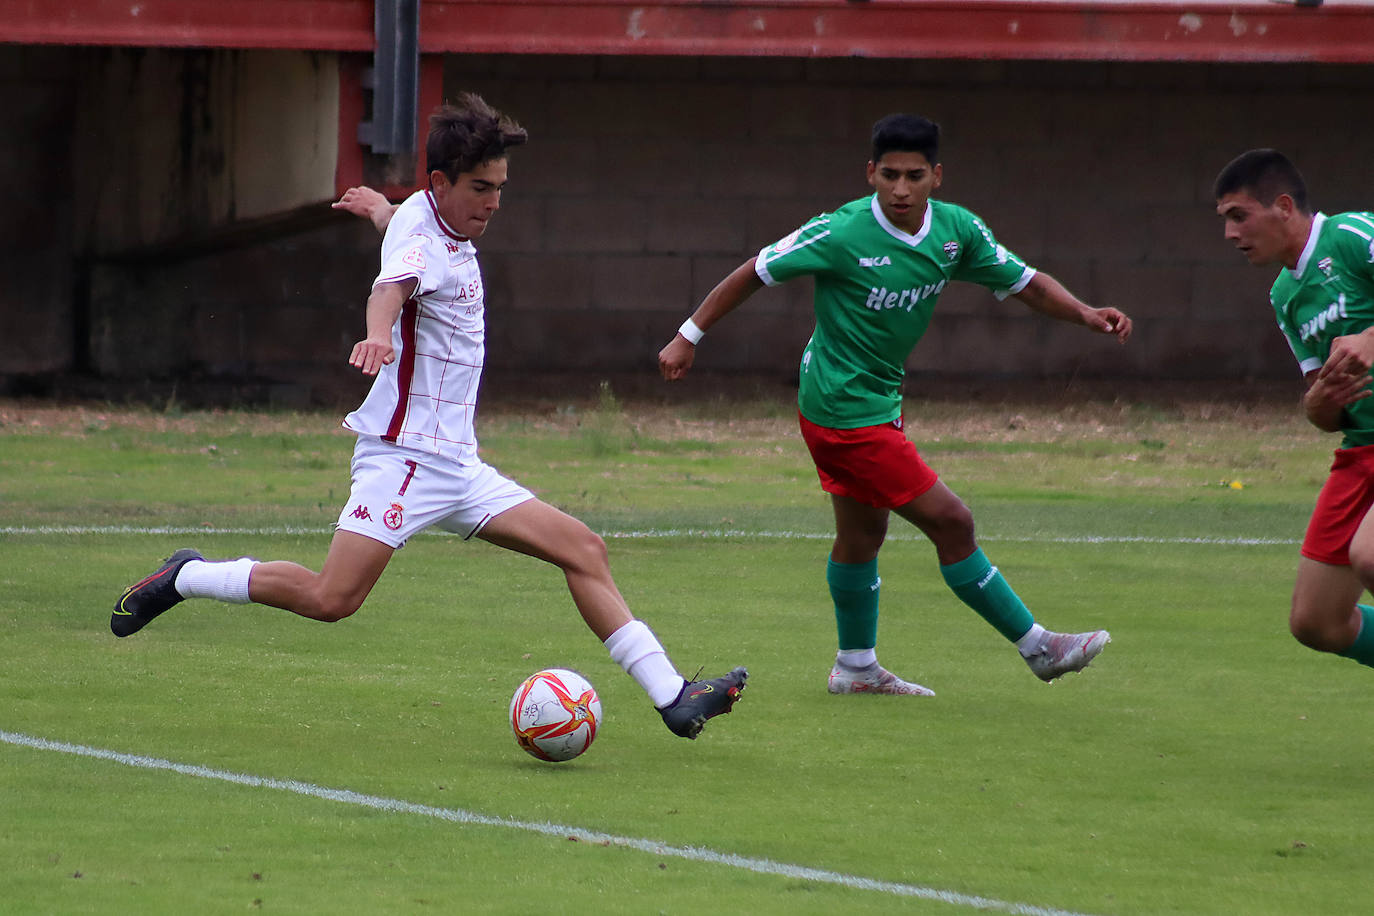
2, 390, 1369, 915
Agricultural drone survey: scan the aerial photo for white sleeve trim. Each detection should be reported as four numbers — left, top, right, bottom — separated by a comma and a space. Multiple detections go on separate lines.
993, 267, 1037, 301
372, 270, 422, 292
755, 245, 780, 286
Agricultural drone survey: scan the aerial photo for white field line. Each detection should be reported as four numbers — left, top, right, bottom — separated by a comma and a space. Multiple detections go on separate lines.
0, 524, 1298, 546
0, 729, 1095, 916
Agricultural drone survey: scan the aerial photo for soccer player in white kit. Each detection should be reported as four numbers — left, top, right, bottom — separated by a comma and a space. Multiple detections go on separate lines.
113, 93, 745, 740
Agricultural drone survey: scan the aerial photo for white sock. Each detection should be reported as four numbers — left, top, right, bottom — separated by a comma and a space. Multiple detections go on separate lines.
174, 558, 256, 605
1016, 623, 1048, 657
604, 619, 686, 708
836, 648, 877, 669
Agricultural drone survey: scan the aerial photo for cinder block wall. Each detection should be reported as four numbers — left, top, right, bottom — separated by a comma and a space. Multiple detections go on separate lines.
0, 46, 78, 376
5, 48, 1373, 403
450, 55, 1374, 389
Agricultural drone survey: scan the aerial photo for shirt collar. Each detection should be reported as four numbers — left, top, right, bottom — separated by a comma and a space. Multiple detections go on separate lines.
870, 195, 933, 246
1291, 212, 1327, 279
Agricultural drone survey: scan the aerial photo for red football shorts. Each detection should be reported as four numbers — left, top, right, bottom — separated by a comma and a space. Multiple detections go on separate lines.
1301, 444, 1374, 566
797, 411, 939, 509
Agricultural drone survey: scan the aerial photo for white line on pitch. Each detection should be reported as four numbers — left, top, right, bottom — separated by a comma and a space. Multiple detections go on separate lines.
0, 524, 1297, 546
1, 729, 1094, 916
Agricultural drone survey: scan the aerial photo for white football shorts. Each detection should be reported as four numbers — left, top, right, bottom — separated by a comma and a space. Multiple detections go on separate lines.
335, 435, 535, 548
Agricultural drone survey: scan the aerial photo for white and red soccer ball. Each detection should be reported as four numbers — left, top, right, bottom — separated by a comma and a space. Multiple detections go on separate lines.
509, 668, 602, 762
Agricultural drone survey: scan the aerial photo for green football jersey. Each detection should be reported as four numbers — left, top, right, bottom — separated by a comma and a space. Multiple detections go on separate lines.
1271, 211, 1374, 449
756, 195, 1035, 428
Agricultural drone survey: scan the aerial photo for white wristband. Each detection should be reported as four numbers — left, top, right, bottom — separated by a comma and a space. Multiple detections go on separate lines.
678, 318, 705, 345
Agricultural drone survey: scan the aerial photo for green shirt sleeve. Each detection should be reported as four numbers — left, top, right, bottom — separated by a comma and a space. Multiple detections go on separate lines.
755, 213, 834, 286
949, 209, 1035, 300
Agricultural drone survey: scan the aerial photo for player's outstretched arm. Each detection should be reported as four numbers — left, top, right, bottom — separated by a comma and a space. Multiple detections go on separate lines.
1013, 272, 1132, 343
659, 258, 765, 381
349, 278, 418, 375
333, 186, 400, 235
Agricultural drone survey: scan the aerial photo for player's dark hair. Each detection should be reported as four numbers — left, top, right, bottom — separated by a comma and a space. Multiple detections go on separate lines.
871, 114, 940, 164
1213, 149, 1310, 213
426, 92, 528, 180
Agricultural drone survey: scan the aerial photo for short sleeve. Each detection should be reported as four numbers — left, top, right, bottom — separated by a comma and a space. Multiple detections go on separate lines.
1331, 214, 1374, 290
373, 198, 447, 296
950, 211, 1035, 300
755, 214, 834, 286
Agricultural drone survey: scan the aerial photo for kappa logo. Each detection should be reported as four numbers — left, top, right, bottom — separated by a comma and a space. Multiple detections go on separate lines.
383, 502, 404, 530
350, 505, 373, 522
858, 255, 892, 268
402, 247, 426, 270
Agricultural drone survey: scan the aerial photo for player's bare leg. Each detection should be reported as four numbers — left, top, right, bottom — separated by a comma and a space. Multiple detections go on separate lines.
112, 530, 393, 635
1291, 557, 1364, 652
477, 498, 632, 640
247, 530, 394, 622
892, 481, 977, 565
479, 498, 745, 737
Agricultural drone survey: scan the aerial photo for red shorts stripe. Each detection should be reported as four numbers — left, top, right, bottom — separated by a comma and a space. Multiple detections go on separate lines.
1302, 444, 1374, 566
797, 411, 939, 509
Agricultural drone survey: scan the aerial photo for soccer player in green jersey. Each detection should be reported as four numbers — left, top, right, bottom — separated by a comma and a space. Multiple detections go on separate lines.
659, 114, 1132, 695
1215, 148, 1374, 669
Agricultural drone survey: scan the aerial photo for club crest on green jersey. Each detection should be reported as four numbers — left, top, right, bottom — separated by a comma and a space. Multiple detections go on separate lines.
773, 229, 801, 253
943, 240, 959, 260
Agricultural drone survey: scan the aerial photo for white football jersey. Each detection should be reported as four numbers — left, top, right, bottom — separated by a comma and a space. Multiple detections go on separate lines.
343, 190, 486, 464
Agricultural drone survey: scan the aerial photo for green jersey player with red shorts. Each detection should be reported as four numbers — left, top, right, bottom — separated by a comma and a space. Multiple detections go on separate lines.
1216, 148, 1374, 669
660, 114, 1132, 695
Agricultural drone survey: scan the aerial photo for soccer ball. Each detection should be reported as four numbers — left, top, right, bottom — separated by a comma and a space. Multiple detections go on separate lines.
509, 668, 602, 762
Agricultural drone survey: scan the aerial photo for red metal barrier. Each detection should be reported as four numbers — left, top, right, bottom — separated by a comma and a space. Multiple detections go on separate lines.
4, 0, 1371, 63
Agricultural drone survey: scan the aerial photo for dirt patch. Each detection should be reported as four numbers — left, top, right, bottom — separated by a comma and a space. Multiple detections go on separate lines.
0, 374, 1308, 444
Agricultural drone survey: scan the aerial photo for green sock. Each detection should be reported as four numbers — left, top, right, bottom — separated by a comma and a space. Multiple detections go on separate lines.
828, 556, 879, 651
1338, 605, 1374, 668
940, 548, 1034, 643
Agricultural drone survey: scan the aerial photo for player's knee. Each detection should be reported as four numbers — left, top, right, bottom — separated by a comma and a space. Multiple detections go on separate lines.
314, 594, 364, 622
566, 524, 610, 573
927, 501, 975, 543
1289, 606, 1342, 653
851, 519, 888, 556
